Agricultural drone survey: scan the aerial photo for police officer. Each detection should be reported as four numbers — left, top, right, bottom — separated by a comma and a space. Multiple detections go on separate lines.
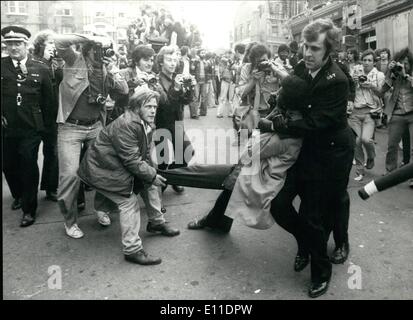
1, 26, 54, 227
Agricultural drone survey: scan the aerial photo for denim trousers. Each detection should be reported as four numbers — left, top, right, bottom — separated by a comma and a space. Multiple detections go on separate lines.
217, 81, 233, 117
190, 82, 208, 117
57, 121, 102, 227
94, 184, 165, 255
386, 113, 413, 172
348, 109, 376, 175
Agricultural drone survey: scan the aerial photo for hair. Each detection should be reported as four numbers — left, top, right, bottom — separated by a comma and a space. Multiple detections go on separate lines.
289, 40, 299, 53
180, 45, 189, 56
249, 43, 271, 69
234, 43, 246, 55
302, 18, 340, 58
278, 44, 290, 54
128, 87, 160, 112
278, 75, 310, 111
393, 47, 413, 73
361, 49, 376, 61
131, 45, 155, 68
32, 29, 55, 58
346, 48, 359, 62
156, 45, 178, 69
378, 48, 391, 60
243, 41, 258, 63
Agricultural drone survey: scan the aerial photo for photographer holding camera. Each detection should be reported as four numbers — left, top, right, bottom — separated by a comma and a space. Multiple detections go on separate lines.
347, 49, 385, 181
54, 33, 128, 238
381, 47, 413, 185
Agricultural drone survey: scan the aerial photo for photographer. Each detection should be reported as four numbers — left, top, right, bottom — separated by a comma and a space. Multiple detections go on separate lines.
54, 33, 128, 238
154, 45, 195, 194
347, 49, 385, 181
381, 47, 413, 184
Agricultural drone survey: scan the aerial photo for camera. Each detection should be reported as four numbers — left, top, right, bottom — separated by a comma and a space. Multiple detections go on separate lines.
88, 94, 107, 105
93, 43, 116, 61
52, 49, 59, 59
180, 74, 195, 91
358, 75, 368, 83
391, 62, 407, 79
257, 60, 272, 74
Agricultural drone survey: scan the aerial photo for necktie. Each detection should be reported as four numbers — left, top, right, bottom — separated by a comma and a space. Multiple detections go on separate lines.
15, 61, 23, 74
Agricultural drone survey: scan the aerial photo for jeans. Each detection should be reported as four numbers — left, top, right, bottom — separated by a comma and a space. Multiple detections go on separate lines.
94, 184, 165, 255
348, 109, 376, 175
57, 121, 102, 227
217, 81, 233, 117
386, 113, 413, 172
190, 82, 208, 117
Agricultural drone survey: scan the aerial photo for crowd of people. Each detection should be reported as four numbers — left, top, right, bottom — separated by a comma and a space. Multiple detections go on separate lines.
2, 14, 412, 298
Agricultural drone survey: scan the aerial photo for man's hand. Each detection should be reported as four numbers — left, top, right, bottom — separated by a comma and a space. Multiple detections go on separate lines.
103, 56, 119, 75
251, 69, 265, 80
174, 74, 184, 91
153, 174, 167, 187
2, 116, 8, 128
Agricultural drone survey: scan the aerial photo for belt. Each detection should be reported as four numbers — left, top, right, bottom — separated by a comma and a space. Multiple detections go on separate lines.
66, 118, 99, 126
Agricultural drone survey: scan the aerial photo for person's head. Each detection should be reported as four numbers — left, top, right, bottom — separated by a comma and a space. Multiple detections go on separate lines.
277, 44, 290, 61
393, 47, 413, 75
234, 43, 246, 59
302, 18, 340, 71
128, 87, 160, 124
198, 48, 206, 59
289, 40, 299, 54
346, 48, 358, 63
277, 75, 310, 112
242, 41, 258, 63
249, 43, 271, 69
379, 48, 391, 61
81, 36, 113, 64
32, 29, 56, 60
361, 49, 376, 73
337, 50, 346, 61
1, 26, 31, 61
132, 45, 155, 72
180, 45, 189, 57
157, 45, 179, 74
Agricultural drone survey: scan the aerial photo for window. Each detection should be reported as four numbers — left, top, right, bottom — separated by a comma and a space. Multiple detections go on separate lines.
272, 25, 279, 35
56, 8, 72, 16
118, 12, 125, 18
96, 11, 105, 17
60, 26, 73, 34
6, 1, 27, 14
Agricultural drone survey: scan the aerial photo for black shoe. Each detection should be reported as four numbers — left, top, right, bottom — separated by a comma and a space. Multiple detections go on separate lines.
308, 279, 330, 298
11, 198, 22, 210
365, 158, 375, 170
20, 214, 35, 227
172, 185, 185, 193
77, 202, 86, 212
187, 217, 208, 230
125, 250, 162, 265
330, 243, 350, 264
45, 191, 58, 202
147, 222, 180, 237
294, 253, 310, 272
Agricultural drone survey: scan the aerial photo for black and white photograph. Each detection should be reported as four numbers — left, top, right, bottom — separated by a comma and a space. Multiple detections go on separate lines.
1, 0, 412, 305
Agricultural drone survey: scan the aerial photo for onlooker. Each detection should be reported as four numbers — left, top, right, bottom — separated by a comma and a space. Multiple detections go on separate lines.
376, 48, 391, 75
274, 44, 293, 73
78, 87, 180, 265
1, 26, 54, 227
55, 33, 128, 238
348, 49, 385, 181
346, 48, 360, 74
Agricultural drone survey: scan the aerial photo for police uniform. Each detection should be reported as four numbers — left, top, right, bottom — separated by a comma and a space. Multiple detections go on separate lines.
1, 26, 54, 227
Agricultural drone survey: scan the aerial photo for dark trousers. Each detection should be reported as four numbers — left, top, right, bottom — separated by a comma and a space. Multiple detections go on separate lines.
203, 189, 234, 232
3, 132, 42, 216
402, 128, 411, 164
40, 127, 59, 193
270, 165, 332, 283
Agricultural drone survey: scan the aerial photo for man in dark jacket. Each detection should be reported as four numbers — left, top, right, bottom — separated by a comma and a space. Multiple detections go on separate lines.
78, 87, 180, 265
261, 18, 356, 298
1, 26, 54, 227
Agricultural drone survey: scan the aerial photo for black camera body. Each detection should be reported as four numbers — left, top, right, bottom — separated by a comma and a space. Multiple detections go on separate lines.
257, 60, 272, 74
391, 62, 408, 80
53, 49, 59, 59
93, 43, 116, 61
88, 94, 107, 105
358, 75, 368, 83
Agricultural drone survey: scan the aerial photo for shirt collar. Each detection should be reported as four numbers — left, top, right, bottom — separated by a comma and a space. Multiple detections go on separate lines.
309, 68, 321, 79
12, 56, 28, 67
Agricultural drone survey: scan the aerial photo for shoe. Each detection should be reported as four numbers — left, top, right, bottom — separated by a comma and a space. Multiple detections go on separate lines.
96, 210, 111, 226
330, 243, 350, 264
172, 185, 185, 193
191, 116, 200, 119
227, 114, 234, 118
77, 202, 86, 212
409, 179, 413, 189
216, 115, 223, 118
11, 198, 22, 210
124, 250, 162, 265
20, 214, 35, 227
294, 253, 310, 272
200, 114, 207, 117
308, 279, 330, 298
64, 223, 84, 239
45, 191, 58, 202
354, 174, 364, 182
187, 217, 207, 230
147, 222, 180, 237
365, 158, 375, 170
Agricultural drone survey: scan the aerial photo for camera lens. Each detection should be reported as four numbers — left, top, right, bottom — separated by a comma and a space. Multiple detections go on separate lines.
105, 49, 115, 57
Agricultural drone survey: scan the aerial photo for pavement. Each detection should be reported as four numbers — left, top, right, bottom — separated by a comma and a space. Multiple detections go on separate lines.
2, 107, 413, 300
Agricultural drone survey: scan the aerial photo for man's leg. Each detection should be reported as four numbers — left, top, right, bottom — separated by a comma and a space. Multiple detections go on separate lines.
2, 136, 23, 203
217, 81, 230, 117
348, 113, 364, 177
386, 115, 407, 172
361, 114, 376, 167
40, 127, 59, 198
199, 83, 208, 116
18, 132, 42, 218
189, 84, 200, 118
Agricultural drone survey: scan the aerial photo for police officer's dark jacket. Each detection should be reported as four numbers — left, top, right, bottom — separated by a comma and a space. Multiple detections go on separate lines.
1, 55, 53, 137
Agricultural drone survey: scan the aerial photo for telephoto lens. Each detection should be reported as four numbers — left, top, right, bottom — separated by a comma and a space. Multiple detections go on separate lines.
105, 48, 116, 58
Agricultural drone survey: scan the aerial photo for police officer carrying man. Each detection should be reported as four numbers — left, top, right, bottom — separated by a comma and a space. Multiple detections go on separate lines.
1, 26, 54, 227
